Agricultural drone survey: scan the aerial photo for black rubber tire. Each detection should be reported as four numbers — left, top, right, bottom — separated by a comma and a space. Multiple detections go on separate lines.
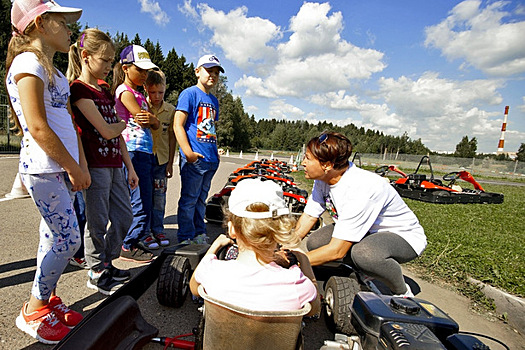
156, 255, 191, 307
324, 276, 359, 335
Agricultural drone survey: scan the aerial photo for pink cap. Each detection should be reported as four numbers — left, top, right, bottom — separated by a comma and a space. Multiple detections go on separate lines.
11, 0, 82, 34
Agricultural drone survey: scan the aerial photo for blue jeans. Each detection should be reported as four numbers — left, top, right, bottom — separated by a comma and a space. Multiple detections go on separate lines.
123, 151, 154, 250
177, 157, 219, 241
151, 160, 167, 235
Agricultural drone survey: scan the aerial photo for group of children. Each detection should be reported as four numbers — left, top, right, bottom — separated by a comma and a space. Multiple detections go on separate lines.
7, 0, 231, 344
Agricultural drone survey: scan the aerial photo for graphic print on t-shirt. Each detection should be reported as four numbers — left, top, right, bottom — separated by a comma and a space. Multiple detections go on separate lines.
324, 194, 338, 220
196, 102, 217, 143
48, 83, 69, 109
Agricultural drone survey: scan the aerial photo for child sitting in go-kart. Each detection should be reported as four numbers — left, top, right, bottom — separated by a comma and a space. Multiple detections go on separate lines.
189, 178, 320, 315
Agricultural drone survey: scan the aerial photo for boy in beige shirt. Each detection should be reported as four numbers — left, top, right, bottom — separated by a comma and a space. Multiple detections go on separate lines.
144, 69, 176, 248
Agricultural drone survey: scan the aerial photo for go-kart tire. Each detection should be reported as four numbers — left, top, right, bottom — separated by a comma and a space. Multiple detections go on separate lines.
324, 276, 359, 335
156, 255, 191, 308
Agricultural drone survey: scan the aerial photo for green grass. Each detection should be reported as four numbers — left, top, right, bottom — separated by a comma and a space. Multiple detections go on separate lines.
408, 183, 525, 297
292, 171, 525, 300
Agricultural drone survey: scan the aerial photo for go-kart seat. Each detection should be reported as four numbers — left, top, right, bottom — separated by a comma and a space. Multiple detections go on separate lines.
198, 285, 311, 350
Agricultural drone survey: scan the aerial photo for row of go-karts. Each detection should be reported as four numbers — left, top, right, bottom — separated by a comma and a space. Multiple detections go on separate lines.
205, 158, 310, 224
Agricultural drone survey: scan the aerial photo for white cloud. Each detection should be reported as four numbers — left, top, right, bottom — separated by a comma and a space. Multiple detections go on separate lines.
198, 4, 281, 69
279, 2, 343, 58
309, 91, 361, 110
244, 105, 258, 115
178, 0, 199, 20
138, 0, 170, 26
199, 2, 385, 98
424, 0, 525, 76
376, 72, 506, 151
268, 100, 305, 120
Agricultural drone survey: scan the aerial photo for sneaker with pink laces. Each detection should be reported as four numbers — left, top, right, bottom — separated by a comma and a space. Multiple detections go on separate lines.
48, 296, 83, 328
15, 303, 70, 344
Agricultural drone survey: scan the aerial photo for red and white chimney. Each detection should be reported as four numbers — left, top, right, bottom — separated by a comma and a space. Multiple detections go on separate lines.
497, 106, 509, 154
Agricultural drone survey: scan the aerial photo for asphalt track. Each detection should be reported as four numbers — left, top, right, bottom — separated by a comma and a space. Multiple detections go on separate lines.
0, 155, 523, 349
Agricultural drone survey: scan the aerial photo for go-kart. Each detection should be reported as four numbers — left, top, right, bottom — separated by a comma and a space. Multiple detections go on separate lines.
312, 258, 508, 349
375, 156, 504, 204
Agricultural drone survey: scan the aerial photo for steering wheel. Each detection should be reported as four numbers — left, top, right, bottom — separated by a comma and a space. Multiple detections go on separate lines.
375, 165, 389, 176
443, 172, 460, 182
216, 243, 238, 260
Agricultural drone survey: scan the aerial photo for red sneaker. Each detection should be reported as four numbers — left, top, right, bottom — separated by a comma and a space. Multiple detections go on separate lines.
49, 296, 83, 327
15, 303, 70, 344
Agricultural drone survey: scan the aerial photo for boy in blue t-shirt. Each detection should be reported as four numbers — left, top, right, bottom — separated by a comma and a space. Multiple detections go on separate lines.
174, 55, 224, 243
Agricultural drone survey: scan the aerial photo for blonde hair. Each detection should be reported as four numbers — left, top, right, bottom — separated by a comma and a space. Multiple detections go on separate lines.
6, 13, 55, 134
67, 28, 115, 83
225, 202, 299, 264
111, 61, 127, 95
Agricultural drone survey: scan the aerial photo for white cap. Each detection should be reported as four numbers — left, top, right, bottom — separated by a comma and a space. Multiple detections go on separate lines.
120, 45, 158, 70
228, 179, 290, 219
197, 54, 224, 73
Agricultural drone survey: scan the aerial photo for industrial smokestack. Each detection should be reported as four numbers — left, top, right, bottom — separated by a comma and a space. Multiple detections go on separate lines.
497, 106, 509, 154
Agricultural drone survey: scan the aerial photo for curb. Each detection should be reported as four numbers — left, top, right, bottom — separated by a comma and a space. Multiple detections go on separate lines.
468, 277, 525, 334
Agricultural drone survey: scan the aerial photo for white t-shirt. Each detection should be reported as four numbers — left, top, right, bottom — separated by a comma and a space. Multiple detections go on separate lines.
6, 52, 79, 174
304, 162, 427, 255
194, 254, 317, 311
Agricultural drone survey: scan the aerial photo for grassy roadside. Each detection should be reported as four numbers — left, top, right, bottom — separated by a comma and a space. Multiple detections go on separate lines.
291, 168, 525, 309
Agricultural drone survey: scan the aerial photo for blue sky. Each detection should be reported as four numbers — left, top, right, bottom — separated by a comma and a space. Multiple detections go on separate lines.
60, 0, 525, 154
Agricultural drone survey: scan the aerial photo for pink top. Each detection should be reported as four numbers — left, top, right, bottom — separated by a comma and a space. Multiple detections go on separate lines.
194, 254, 317, 311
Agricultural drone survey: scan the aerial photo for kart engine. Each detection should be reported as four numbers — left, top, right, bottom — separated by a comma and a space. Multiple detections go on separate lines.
322, 292, 490, 350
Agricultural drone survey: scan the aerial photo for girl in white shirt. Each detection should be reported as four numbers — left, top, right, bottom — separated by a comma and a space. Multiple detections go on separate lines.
6, 0, 90, 344
190, 178, 320, 314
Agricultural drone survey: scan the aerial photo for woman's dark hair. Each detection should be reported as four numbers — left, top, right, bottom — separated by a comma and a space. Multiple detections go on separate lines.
306, 131, 353, 170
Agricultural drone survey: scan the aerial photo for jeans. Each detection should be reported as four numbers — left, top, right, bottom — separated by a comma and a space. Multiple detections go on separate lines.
151, 160, 167, 235
177, 157, 218, 241
123, 151, 154, 250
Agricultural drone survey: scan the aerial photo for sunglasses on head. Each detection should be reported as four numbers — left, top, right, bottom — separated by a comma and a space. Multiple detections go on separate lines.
318, 131, 329, 144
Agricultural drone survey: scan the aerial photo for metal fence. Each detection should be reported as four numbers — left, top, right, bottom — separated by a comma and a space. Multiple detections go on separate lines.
0, 94, 21, 153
